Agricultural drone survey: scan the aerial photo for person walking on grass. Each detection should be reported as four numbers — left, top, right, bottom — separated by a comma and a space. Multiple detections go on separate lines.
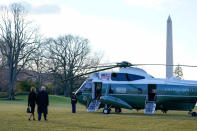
37, 86, 49, 121
28, 87, 37, 121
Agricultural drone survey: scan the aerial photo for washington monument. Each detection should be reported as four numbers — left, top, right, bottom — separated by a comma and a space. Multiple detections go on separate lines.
166, 15, 173, 79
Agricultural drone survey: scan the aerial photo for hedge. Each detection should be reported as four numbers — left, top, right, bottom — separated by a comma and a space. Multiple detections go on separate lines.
0, 92, 29, 98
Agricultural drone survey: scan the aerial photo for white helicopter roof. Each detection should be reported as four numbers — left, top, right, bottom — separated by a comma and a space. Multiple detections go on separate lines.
119, 67, 152, 78
88, 67, 197, 86
89, 67, 152, 80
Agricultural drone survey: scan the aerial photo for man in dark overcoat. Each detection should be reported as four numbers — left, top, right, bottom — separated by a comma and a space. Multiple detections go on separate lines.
37, 86, 49, 121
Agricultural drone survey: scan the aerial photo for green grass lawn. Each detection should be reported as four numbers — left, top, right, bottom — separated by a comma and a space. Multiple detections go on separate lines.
0, 95, 197, 131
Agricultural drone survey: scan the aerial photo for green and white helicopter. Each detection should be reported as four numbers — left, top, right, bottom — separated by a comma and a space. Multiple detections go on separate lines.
72, 61, 197, 116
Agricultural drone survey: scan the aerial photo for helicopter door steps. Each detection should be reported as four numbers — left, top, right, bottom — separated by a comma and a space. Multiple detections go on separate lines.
144, 101, 156, 114
87, 99, 101, 112
145, 84, 157, 114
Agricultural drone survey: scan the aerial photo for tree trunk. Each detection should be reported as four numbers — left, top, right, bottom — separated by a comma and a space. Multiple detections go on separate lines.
8, 82, 15, 100
63, 82, 72, 97
8, 60, 16, 100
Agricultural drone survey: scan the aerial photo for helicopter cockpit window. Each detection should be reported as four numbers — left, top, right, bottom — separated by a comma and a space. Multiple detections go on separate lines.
111, 73, 145, 81
111, 73, 128, 81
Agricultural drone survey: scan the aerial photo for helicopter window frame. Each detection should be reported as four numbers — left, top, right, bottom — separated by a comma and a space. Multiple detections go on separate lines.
111, 73, 145, 81
138, 88, 142, 94
82, 81, 92, 92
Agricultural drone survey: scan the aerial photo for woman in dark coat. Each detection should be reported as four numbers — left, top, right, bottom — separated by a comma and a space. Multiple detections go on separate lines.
37, 86, 49, 121
28, 87, 37, 121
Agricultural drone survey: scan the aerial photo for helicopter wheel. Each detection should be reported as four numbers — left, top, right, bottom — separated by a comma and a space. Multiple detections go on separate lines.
191, 112, 197, 117
162, 110, 167, 114
115, 107, 121, 113
103, 108, 110, 114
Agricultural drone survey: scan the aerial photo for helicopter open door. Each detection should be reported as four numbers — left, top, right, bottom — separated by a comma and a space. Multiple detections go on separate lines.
94, 82, 102, 100
87, 82, 102, 112
148, 84, 157, 101
91, 82, 102, 100
144, 84, 157, 114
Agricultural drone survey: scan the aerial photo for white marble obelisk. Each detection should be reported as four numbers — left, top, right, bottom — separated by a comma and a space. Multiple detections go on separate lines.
166, 15, 173, 79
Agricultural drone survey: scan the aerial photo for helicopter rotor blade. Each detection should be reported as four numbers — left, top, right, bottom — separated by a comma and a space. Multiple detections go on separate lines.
62, 61, 133, 82
133, 64, 197, 67
62, 61, 197, 82
63, 65, 117, 82
77, 65, 117, 69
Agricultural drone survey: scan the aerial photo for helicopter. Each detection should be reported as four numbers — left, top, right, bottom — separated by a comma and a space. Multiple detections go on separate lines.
72, 61, 197, 116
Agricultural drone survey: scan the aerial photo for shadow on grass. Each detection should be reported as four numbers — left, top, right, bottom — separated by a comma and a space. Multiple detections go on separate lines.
91, 110, 197, 120
44, 120, 110, 130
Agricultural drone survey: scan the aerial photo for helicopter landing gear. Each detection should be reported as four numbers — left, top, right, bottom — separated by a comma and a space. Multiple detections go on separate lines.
188, 110, 197, 117
191, 112, 197, 117
162, 110, 167, 114
103, 105, 111, 114
103, 108, 110, 114
115, 107, 121, 113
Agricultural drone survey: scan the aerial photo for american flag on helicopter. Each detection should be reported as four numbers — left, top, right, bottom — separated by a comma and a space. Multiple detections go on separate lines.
100, 73, 111, 80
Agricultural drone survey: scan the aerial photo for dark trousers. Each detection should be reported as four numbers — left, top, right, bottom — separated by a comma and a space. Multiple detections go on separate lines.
37, 106, 48, 121
72, 103, 76, 113
38, 113, 47, 121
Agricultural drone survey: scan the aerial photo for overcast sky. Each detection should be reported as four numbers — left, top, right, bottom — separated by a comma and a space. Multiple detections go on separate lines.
1, 0, 197, 80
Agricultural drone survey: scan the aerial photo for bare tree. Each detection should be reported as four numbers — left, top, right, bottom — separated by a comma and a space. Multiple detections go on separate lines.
46, 35, 102, 96
45, 53, 63, 95
0, 49, 6, 67
0, 3, 40, 100
0, 51, 7, 92
174, 64, 183, 79
25, 43, 47, 88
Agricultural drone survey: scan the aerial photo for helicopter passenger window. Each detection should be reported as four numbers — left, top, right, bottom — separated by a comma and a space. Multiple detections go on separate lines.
138, 88, 142, 94
111, 73, 127, 81
127, 74, 145, 81
111, 73, 145, 81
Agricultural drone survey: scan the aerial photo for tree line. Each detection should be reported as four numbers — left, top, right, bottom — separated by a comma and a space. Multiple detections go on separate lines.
0, 3, 102, 100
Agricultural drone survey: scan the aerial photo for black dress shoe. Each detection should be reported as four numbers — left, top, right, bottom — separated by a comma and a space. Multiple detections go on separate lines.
28, 118, 30, 121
